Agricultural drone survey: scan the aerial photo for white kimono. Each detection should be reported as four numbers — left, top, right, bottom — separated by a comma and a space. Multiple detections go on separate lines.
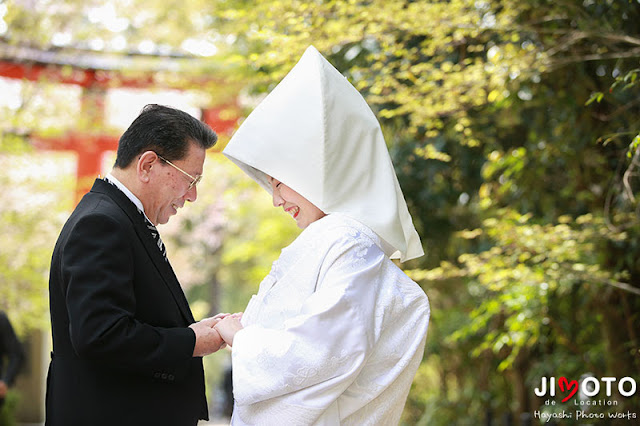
223, 45, 430, 425
231, 214, 430, 425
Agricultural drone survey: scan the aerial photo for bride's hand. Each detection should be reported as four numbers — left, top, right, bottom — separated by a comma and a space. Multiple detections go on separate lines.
208, 312, 232, 321
198, 312, 234, 328
214, 317, 244, 347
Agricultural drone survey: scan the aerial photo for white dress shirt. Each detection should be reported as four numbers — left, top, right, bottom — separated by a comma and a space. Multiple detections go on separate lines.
104, 173, 153, 224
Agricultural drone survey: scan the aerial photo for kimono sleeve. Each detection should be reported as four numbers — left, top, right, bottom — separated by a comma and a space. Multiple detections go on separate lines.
231, 229, 384, 416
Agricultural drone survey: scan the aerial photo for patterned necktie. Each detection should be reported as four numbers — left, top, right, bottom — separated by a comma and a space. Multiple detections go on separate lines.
140, 211, 168, 262
103, 178, 168, 262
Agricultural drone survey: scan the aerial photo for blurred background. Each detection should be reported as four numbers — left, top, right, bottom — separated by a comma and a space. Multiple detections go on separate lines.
0, 0, 639, 425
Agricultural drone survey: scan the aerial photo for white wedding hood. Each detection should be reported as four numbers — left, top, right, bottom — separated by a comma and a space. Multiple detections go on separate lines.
223, 45, 423, 261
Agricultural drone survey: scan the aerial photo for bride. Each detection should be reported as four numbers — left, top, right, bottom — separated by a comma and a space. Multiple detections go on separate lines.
215, 45, 430, 425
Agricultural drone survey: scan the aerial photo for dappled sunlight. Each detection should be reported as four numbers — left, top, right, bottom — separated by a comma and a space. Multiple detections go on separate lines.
0, 0, 639, 423
0, 152, 75, 334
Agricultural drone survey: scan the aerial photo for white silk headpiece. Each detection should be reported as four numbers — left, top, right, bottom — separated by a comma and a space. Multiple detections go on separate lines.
223, 45, 423, 261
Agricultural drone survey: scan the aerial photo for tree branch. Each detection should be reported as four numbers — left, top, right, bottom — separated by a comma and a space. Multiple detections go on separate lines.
549, 48, 640, 69
622, 146, 639, 204
603, 279, 640, 297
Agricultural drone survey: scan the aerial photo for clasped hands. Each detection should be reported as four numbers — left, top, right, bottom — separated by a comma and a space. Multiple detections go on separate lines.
189, 312, 244, 357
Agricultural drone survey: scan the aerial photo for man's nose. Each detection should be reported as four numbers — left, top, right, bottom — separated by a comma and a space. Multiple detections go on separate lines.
186, 185, 197, 203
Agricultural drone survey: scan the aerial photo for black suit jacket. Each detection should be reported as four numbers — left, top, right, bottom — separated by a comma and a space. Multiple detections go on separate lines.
45, 179, 208, 426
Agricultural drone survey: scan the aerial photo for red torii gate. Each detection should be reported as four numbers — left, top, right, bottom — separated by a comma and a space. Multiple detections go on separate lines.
0, 44, 242, 424
0, 48, 239, 203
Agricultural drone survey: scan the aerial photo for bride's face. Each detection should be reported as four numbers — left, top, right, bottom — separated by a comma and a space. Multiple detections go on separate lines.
268, 176, 326, 229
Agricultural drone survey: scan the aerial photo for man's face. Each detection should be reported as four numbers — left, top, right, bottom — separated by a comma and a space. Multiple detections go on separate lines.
145, 143, 206, 225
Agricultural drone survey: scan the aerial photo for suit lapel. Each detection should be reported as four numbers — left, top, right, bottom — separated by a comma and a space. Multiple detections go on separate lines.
91, 179, 195, 324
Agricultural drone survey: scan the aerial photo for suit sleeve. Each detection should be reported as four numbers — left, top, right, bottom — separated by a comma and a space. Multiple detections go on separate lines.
61, 212, 195, 381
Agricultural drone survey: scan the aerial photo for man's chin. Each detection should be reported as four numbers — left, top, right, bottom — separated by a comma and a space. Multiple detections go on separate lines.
156, 216, 170, 225
158, 209, 178, 225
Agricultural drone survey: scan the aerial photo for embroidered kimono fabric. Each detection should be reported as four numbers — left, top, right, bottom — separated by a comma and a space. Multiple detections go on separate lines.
231, 214, 429, 425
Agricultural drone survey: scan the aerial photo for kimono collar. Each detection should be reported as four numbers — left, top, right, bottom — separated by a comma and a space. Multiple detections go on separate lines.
223, 45, 423, 261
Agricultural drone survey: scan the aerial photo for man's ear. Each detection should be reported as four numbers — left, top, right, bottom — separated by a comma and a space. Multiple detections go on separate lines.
137, 150, 158, 183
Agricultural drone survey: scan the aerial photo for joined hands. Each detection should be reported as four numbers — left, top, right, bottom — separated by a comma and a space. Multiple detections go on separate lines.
189, 312, 243, 356
214, 313, 244, 347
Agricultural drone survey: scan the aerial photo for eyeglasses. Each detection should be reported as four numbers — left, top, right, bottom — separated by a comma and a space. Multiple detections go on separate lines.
157, 154, 202, 190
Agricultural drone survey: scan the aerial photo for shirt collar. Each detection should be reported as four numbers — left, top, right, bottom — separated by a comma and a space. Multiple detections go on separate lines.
105, 173, 148, 219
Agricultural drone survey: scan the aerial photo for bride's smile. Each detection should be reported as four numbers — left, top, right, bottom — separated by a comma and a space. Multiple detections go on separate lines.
268, 176, 326, 229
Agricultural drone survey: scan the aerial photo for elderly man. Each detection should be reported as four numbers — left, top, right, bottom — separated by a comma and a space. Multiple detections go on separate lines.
46, 104, 222, 426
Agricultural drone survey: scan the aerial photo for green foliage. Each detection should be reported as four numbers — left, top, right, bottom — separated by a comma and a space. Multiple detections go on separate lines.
2, 0, 640, 422
201, 0, 640, 421
0, 152, 74, 335
630, 134, 640, 158
446, 211, 626, 370
0, 390, 20, 426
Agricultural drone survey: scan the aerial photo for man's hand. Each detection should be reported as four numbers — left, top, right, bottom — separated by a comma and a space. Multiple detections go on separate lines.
0, 380, 8, 398
189, 319, 224, 357
214, 316, 244, 347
